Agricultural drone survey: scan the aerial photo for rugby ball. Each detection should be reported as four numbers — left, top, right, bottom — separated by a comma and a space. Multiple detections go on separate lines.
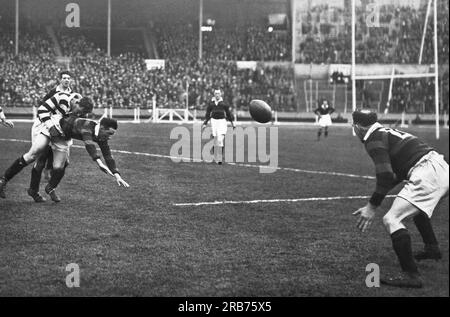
249, 100, 272, 123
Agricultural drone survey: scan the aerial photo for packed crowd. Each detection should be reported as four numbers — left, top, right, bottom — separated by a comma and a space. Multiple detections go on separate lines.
1, 1, 448, 113
296, 3, 449, 65
0, 26, 295, 111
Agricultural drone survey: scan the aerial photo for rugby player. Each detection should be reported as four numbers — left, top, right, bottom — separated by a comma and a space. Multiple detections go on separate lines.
0, 92, 89, 200
351, 109, 449, 288
38, 70, 74, 182
0, 106, 14, 128
314, 99, 335, 140
202, 89, 235, 164
43, 115, 129, 202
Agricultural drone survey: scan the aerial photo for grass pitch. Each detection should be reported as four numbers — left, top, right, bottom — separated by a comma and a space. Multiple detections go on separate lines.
0, 122, 448, 296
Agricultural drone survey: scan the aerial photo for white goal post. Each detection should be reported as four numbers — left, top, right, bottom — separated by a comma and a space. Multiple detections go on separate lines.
351, 0, 441, 139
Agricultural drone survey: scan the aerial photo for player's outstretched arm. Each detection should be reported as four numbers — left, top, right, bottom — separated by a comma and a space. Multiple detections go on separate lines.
113, 173, 129, 187
353, 203, 377, 233
96, 158, 114, 176
0, 108, 14, 128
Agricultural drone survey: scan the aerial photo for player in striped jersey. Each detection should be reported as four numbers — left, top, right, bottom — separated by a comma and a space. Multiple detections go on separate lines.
352, 109, 449, 288
0, 106, 14, 128
37, 70, 73, 182
0, 94, 90, 200
27, 71, 75, 202
42, 116, 129, 201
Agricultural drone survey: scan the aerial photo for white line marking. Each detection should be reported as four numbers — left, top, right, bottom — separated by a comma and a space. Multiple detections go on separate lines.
173, 195, 396, 207
0, 138, 374, 179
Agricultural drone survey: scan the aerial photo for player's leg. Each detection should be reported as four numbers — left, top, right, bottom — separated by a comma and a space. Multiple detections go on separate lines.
43, 146, 53, 181
412, 152, 449, 261
28, 153, 47, 202
317, 127, 322, 140
0, 133, 49, 198
413, 211, 442, 261
380, 197, 423, 288
215, 134, 225, 164
45, 140, 71, 202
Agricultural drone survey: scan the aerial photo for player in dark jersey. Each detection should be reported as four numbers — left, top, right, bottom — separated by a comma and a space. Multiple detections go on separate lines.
0, 106, 14, 128
314, 99, 335, 140
202, 89, 235, 164
352, 109, 449, 288
42, 116, 129, 202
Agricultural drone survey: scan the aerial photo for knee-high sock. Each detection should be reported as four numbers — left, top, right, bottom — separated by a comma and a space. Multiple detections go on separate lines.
45, 147, 53, 170
391, 228, 418, 274
48, 168, 65, 190
29, 167, 42, 192
29, 154, 47, 192
413, 211, 439, 248
3, 156, 28, 181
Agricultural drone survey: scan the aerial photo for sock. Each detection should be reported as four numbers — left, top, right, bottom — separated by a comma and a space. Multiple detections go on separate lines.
3, 156, 28, 181
324, 129, 328, 137
318, 130, 322, 138
29, 167, 42, 192
48, 168, 65, 190
413, 211, 439, 249
45, 147, 53, 170
391, 228, 418, 275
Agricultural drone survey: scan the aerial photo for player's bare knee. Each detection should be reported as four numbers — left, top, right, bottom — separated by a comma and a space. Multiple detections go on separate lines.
382, 213, 396, 229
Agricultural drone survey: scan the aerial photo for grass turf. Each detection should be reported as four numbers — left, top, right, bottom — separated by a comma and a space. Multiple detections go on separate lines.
0, 122, 448, 296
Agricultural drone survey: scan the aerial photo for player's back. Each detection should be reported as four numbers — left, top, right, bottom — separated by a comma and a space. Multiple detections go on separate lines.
60, 116, 97, 141
366, 127, 434, 180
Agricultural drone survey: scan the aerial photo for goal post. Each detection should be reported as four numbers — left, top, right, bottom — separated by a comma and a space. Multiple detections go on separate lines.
351, 0, 441, 139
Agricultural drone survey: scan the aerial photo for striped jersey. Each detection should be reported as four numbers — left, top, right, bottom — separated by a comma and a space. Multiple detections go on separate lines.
38, 85, 72, 107
37, 91, 72, 129
363, 123, 434, 206
59, 116, 119, 174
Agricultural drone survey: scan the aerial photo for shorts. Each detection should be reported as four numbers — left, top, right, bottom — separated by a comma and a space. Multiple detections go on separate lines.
51, 137, 73, 154
318, 114, 332, 127
31, 118, 72, 154
397, 151, 449, 218
211, 118, 228, 137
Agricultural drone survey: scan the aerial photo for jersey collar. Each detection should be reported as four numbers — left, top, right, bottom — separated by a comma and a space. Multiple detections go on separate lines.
212, 97, 223, 105
56, 85, 72, 93
363, 122, 383, 142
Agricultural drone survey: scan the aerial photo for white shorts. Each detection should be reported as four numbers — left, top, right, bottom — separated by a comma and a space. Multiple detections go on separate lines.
211, 118, 228, 137
318, 114, 332, 127
31, 118, 72, 154
397, 151, 449, 218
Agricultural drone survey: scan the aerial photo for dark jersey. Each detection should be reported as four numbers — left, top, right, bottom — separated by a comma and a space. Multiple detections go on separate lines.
364, 123, 434, 206
204, 99, 233, 123
314, 104, 335, 116
59, 116, 119, 174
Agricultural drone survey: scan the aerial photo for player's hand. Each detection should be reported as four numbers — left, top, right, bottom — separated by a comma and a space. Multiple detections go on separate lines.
49, 125, 62, 138
232, 124, 236, 130
353, 203, 376, 233
114, 173, 130, 188
0, 120, 14, 128
96, 159, 114, 176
